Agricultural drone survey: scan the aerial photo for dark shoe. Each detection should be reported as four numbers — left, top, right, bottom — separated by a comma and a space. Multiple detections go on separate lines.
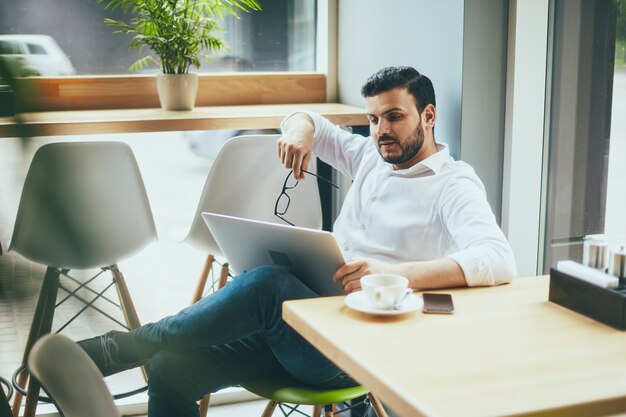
78, 330, 145, 377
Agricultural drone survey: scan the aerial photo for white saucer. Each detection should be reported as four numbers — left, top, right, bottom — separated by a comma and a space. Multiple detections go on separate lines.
344, 291, 423, 316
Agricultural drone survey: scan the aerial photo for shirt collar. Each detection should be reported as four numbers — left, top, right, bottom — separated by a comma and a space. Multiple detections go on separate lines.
391, 143, 450, 175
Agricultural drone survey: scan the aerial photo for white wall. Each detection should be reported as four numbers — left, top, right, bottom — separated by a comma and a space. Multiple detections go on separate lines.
502, 0, 550, 276
336, 0, 464, 158
461, 1, 509, 222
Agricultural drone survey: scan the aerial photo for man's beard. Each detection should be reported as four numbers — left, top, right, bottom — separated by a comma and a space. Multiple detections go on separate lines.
377, 126, 425, 165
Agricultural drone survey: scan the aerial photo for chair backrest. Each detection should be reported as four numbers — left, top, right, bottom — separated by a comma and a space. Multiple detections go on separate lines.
184, 134, 323, 254
28, 334, 120, 417
10, 141, 157, 269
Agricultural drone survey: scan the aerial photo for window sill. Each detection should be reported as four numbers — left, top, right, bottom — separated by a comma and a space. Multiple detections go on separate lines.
0, 102, 367, 137
8, 72, 329, 112
0, 72, 367, 137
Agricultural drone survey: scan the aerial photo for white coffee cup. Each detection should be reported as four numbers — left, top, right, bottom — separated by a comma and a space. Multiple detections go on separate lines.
360, 274, 412, 310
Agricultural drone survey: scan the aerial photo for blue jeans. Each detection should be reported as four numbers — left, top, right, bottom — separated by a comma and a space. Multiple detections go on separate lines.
117, 265, 355, 417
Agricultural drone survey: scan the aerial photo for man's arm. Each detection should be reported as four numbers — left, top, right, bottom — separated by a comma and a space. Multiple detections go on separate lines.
334, 257, 467, 293
277, 112, 315, 180
279, 110, 370, 181
333, 172, 515, 293
441, 176, 517, 287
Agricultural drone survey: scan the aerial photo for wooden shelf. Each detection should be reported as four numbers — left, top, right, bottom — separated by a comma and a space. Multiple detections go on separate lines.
0, 103, 368, 138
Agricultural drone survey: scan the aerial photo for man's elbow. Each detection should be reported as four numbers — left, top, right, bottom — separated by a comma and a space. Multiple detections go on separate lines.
464, 250, 517, 287
492, 249, 517, 285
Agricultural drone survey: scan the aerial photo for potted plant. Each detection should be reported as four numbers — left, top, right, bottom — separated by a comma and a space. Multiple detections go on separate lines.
99, 0, 261, 110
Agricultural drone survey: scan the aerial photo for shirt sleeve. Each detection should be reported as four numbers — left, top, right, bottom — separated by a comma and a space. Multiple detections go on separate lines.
439, 173, 517, 286
281, 110, 370, 179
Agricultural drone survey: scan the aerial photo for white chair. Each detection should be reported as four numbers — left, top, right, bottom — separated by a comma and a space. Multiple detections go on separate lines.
180, 134, 324, 416
183, 134, 323, 302
9, 141, 157, 417
28, 334, 120, 417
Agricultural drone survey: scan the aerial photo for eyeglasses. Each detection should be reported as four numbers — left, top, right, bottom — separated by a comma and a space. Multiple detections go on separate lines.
275, 169, 339, 226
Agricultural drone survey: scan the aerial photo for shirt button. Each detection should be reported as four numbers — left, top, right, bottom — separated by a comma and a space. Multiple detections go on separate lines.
371, 196, 377, 202
343, 246, 349, 251
360, 224, 366, 230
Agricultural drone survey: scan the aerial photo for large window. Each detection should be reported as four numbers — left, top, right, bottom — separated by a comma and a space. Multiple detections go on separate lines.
542, 0, 625, 270
0, 0, 316, 76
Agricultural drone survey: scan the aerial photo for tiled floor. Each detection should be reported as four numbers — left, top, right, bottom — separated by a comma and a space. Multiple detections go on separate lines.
0, 132, 285, 416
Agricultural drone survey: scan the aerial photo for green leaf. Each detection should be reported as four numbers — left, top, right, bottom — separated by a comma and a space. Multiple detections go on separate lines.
129, 55, 157, 72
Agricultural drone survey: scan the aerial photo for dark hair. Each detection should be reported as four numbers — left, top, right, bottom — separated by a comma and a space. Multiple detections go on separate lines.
360, 66, 436, 113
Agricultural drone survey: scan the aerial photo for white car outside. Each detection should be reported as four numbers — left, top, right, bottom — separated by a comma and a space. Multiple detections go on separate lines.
0, 34, 75, 76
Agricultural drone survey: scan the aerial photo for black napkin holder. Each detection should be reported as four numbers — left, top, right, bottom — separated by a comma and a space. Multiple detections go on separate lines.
549, 267, 626, 330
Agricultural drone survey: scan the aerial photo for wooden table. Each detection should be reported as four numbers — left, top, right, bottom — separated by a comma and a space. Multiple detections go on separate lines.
0, 102, 367, 137
283, 276, 626, 417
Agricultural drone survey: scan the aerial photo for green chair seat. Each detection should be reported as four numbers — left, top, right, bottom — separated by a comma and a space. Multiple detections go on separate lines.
242, 375, 369, 406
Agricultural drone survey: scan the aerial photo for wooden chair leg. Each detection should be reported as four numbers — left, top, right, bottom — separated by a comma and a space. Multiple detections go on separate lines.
217, 262, 229, 289
312, 405, 322, 417
367, 393, 389, 417
198, 393, 211, 417
192, 254, 215, 304
111, 264, 141, 330
12, 267, 61, 417
261, 400, 278, 417
110, 264, 149, 380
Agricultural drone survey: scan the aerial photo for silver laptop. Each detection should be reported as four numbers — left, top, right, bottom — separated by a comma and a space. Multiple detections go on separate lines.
201, 212, 346, 296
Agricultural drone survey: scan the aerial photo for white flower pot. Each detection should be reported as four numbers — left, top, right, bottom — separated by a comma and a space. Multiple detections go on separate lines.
156, 73, 199, 111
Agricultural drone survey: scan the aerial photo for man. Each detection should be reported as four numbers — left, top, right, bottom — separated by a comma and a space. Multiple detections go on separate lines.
80, 66, 516, 417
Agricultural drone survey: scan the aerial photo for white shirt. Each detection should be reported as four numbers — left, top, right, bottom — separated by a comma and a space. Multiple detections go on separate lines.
283, 111, 516, 286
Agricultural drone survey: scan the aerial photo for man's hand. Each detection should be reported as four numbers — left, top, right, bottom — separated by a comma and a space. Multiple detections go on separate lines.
333, 258, 397, 294
334, 257, 467, 293
277, 113, 315, 180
